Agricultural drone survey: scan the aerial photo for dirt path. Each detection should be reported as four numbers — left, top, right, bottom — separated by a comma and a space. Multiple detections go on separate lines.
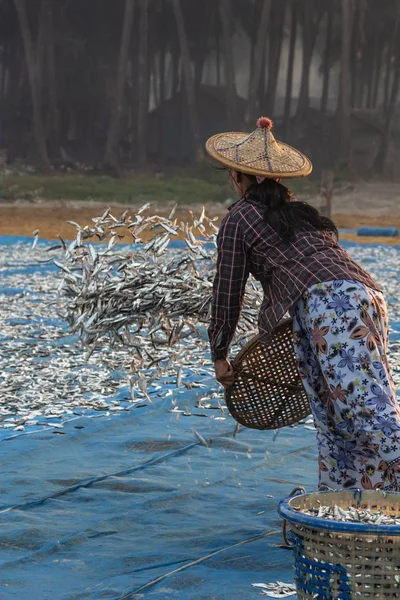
0, 181, 399, 244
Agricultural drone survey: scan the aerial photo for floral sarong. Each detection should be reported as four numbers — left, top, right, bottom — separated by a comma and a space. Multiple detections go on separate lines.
292, 279, 400, 491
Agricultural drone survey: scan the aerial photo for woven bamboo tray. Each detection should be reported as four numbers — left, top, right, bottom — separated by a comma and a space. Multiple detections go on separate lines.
224, 318, 310, 430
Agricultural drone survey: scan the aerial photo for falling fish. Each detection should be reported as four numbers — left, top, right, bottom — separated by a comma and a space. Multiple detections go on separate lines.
192, 429, 209, 448
31, 229, 39, 250
176, 366, 183, 387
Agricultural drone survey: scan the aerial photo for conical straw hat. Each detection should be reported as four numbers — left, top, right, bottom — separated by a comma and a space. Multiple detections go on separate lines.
205, 117, 312, 179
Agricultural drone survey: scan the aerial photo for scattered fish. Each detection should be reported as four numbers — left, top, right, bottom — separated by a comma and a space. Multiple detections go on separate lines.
251, 581, 296, 597
192, 428, 209, 448
0, 209, 398, 432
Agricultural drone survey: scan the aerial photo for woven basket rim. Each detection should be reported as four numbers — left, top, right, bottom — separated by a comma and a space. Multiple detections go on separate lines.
205, 132, 313, 179
279, 490, 400, 536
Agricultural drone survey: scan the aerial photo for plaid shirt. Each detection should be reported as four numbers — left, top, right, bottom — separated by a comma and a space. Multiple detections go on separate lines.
208, 194, 381, 361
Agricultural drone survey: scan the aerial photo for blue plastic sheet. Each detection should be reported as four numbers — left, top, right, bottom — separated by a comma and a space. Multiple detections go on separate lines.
0, 236, 398, 600
0, 403, 318, 599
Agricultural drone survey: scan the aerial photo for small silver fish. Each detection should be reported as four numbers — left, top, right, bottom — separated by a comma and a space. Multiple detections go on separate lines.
192, 429, 209, 448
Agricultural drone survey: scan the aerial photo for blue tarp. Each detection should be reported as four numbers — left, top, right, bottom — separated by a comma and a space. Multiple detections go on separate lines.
0, 236, 398, 600
0, 402, 318, 600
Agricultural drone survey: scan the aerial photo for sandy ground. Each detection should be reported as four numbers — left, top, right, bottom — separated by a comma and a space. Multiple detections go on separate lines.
0, 181, 399, 245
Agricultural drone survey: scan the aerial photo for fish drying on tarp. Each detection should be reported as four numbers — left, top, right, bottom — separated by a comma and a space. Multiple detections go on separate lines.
0, 211, 398, 430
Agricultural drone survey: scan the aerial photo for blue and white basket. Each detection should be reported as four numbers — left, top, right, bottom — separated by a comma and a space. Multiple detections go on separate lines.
279, 490, 400, 599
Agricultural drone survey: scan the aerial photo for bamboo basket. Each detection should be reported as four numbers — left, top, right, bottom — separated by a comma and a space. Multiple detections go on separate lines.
279, 489, 400, 599
224, 318, 310, 430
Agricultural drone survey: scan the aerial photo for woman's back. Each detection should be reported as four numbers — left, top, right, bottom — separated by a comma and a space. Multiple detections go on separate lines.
218, 193, 381, 341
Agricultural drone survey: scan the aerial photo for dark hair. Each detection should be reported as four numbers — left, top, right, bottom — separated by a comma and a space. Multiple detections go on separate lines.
237, 172, 338, 243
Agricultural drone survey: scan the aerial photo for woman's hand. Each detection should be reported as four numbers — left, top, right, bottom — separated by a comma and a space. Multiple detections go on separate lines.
214, 359, 236, 389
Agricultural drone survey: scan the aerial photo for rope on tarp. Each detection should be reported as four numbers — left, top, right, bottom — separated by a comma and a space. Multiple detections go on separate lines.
0, 441, 199, 514
117, 529, 281, 599
0, 422, 316, 515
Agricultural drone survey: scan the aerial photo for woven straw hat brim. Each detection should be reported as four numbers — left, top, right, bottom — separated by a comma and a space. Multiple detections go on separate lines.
206, 131, 312, 179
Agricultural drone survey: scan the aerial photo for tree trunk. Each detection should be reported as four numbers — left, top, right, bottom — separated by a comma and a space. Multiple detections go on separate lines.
383, 46, 394, 116
159, 0, 166, 106
283, 2, 297, 139
172, 0, 203, 161
152, 53, 160, 109
339, 0, 354, 163
137, 0, 149, 166
245, 0, 271, 124
372, 39, 400, 173
194, 4, 213, 91
297, 0, 320, 120
0, 39, 6, 149
247, 1, 260, 102
43, 0, 59, 152
171, 40, 180, 96
383, 4, 400, 115
128, 17, 140, 164
264, 0, 286, 117
320, 1, 333, 128
105, 0, 135, 172
216, 16, 221, 87
258, 32, 267, 112
366, 27, 378, 108
220, 0, 237, 127
372, 38, 383, 109
158, 0, 167, 163
0, 38, 7, 104
36, 0, 47, 102
350, 3, 361, 108
8, 42, 22, 115
13, 0, 50, 171
193, 48, 205, 91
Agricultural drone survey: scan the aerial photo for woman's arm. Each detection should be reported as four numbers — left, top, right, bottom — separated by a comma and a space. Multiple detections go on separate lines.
208, 215, 250, 363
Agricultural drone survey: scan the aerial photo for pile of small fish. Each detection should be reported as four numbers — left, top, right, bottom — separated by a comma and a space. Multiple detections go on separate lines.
48, 205, 262, 360
251, 581, 296, 598
299, 503, 400, 525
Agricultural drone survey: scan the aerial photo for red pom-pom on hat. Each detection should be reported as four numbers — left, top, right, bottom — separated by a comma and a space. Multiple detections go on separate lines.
256, 116, 273, 130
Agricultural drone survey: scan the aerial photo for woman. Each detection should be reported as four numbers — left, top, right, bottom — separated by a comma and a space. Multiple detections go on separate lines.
206, 117, 400, 492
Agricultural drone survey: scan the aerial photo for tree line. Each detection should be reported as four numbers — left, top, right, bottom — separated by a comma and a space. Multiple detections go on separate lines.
0, 0, 399, 176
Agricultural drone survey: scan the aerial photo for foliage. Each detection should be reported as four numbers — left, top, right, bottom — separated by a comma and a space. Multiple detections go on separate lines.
0, 171, 231, 204
0, 0, 399, 177
0, 165, 321, 204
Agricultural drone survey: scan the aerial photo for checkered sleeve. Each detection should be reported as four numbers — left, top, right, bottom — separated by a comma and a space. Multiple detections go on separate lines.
208, 216, 250, 361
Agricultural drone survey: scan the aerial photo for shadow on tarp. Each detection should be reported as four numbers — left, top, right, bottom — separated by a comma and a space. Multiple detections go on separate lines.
0, 236, 398, 599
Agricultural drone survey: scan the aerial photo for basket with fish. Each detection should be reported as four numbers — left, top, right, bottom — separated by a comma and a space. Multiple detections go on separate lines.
279, 489, 400, 599
224, 318, 310, 430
